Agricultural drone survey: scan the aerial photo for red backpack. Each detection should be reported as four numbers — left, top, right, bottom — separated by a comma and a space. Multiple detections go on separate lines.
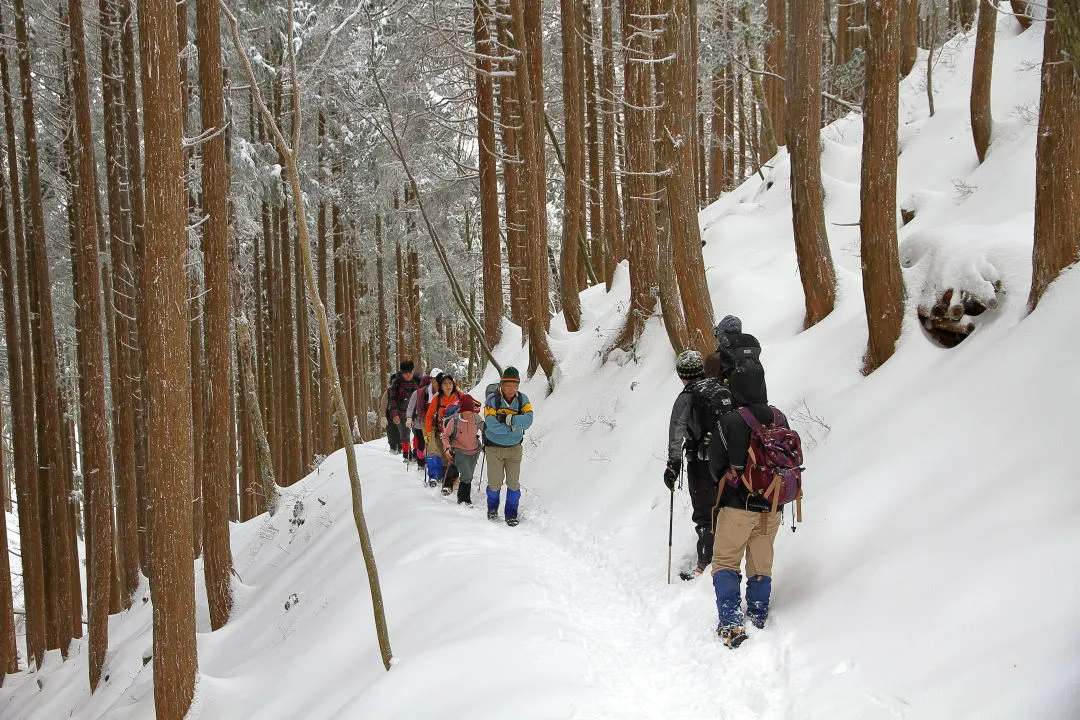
730, 407, 804, 519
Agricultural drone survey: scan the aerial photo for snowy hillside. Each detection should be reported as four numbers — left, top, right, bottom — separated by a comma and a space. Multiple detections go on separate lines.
3, 13, 1078, 720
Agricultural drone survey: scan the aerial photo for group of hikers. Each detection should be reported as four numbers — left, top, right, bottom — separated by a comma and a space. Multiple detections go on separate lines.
382, 363, 534, 526
377, 313, 802, 648
667, 314, 803, 649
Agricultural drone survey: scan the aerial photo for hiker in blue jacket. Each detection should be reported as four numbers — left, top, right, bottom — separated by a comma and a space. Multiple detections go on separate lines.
483, 366, 533, 526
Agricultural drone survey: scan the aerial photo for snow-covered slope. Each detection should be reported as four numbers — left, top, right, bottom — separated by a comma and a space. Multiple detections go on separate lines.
3, 13, 1078, 720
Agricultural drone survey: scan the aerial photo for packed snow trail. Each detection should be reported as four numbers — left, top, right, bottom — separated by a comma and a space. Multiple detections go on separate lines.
377, 449, 799, 720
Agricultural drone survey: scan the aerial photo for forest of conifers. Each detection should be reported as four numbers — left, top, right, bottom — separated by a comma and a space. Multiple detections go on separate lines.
0, 0, 1075, 717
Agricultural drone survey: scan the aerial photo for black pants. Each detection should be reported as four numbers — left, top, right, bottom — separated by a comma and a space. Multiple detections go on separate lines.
687, 456, 718, 568
386, 411, 400, 450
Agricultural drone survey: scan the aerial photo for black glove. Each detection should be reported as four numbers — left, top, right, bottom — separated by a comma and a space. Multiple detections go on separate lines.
497, 413, 510, 425
663, 460, 681, 491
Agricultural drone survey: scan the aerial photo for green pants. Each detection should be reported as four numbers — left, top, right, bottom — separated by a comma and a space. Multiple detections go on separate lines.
485, 443, 522, 491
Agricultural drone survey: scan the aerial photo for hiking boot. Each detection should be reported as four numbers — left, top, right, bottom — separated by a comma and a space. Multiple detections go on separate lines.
717, 625, 747, 649
458, 499, 473, 507
746, 613, 766, 630
441, 487, 453, 497
487, 509, 498, 521
427, 479, 438, 488
506, 517, 519, 527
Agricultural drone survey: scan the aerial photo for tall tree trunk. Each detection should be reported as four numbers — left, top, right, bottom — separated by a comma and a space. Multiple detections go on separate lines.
68, 0, 115, 685
1009, 0, 1031, 30
14, 0, 79, 652
0, 121, 25, 675
789, 0, 838, 327
583, 0, 605, 281
599, 0, 624, 285
475, 0, 504, 346
900, 0, 919, 75
512, 0, 557, 379
1029, 0, 1080, 310
958, 0, 977, 29
0, 3, 46, 668
970, 0, 996, 164
560, 0, 584, 331
197, 0, 235, 631
496, 1, 525, 328
658, 0, 714, 354
237, 314, 276, 513
98, 0, 140, 606
737, 2, 779, 160
139, 0, 199, 710
860, 0, 905, 373
765, 0, 787, 146
224, 0, 395, 665
612, 0, 660, 352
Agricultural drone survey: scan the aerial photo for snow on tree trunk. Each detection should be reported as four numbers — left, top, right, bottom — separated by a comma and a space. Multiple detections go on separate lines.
1029, 0, 1080, 311
860, 0, 906, 373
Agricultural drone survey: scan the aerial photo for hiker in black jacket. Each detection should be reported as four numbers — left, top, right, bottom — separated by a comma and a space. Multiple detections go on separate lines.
666, 350, 734, 575
705, 315, 768, 405
707, 374, 788, 649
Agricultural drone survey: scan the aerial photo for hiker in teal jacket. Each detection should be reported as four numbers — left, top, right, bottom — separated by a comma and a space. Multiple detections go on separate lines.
483, 366, 533, 526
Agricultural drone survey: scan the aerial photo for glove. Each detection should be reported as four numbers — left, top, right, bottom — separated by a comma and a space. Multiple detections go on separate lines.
406, 418, 413, 430
497, 413, 509, 425
392, 415, 400, 425
663, 460, 682, 491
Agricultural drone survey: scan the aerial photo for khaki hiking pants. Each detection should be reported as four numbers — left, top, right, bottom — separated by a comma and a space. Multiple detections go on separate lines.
485, 443, 522, 492
711, 507, 782, 576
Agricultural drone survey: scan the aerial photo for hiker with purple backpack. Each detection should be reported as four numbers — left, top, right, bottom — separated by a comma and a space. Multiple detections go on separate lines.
707, 372, 803, 650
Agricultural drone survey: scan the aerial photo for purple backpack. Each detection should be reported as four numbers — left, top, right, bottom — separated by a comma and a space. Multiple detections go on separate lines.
730, 407, 804, 515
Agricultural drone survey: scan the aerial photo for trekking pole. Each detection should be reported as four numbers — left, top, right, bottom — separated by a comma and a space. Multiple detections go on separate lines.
477, 448, 487, 496
667, 488, 675, 585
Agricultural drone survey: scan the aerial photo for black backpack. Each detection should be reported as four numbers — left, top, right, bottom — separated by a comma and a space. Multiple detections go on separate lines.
716, 332, 768, 405
684, 377, 734, 448
481, 382, 523, 447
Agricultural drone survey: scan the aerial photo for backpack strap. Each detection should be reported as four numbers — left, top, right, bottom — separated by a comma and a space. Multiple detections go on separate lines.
737, 406, 762, 430
770, 407, 782, 427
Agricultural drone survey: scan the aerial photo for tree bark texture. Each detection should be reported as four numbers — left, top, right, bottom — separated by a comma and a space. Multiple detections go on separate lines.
611, 0, 660, 352
860, 0, 906, 373
1029, 0, 1080, 310
1009, 0, 1031, 31
0, 2, 46, 668
599, 0, 624, 285
560, 0, 585, 331
658, 0, 713, 354
475, 0, 505, 346
14, 0, 80, 652
788, 0, 838, 327
68, 0, 116, 685
512, 0, 557, 379
197, 0, 235, 631
139, 0, 199, 712
900, 0, 919, 76
765, 0, 787, 146
970, 0, 997, 164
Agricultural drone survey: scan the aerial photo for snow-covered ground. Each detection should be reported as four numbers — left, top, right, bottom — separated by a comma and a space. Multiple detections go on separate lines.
3, 12, 1079, 720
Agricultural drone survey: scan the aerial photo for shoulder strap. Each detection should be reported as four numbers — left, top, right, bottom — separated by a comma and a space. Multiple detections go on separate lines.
770, 407, 782, 427
737, 406, 762, 430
